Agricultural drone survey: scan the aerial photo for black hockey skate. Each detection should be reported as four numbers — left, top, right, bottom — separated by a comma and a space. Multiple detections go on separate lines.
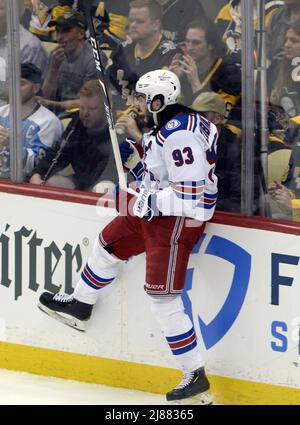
38, 292, 93, 332
166, 367, 213, 405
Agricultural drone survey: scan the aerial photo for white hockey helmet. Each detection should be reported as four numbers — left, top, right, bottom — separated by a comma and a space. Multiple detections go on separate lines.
135, 69, 181, 116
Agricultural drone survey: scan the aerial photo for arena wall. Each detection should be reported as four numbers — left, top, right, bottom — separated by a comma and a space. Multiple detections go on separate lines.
0, 184, 300, 405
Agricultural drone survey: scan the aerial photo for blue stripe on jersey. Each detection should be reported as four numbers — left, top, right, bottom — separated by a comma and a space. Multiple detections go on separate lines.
172, 340, 198, 356
197, 202, 217, 209
192, 113, 198, 133
171, 180, 205, 200
207, 149, 217, 162
166, 327, 198, 356
86, 263, 113, 283
176, 180, 205, 187
81, 263, 114, 290
166, 327, 195, 343
204, 193, 218, 200
197, 192, 218, 209
159, 112, 197, 141
81, 272, 101, 290
174, 192, 203, 200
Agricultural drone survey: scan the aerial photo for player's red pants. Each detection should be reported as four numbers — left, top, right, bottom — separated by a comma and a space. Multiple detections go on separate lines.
99, 213, 205, 296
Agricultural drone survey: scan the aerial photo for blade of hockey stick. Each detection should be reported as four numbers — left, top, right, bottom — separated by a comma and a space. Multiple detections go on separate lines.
83, 1, 137, 196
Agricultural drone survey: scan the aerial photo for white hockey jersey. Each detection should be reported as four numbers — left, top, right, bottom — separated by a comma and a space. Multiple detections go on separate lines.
141, 111, 218, 222
0, 104, 63, 177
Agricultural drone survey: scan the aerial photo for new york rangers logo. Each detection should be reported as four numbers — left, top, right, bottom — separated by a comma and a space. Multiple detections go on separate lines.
166, 120, 181, 131
182, 234, 251, 349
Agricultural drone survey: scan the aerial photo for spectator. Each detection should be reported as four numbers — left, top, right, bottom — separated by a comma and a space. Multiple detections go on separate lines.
269, 115, 300, 220
216, 0, 283, 54
30, 80, 117, 191
267, 103, 292, 145
169, 19, 241, 115
267, 0, 300, 64
205, 0, 228, 21
77, 0, 130, 44
0, 63, 63, 180
191, 91, 242, 213
215, 0, 239, 51
159, 0, 207, 44
21, 0, 34, 30
28, 1, 74, 42
0, 0, 49, 104
39, 10, 99, 113
268, 180, 295, 218
108, 0, 178, 103
269, 20, 300, 118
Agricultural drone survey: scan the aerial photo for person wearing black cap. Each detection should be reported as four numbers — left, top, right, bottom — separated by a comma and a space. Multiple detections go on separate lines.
0, 63, 63, 180
39, 10, 100, 113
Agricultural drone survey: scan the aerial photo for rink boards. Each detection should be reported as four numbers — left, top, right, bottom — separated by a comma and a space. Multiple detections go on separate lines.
0, 188, 300, 405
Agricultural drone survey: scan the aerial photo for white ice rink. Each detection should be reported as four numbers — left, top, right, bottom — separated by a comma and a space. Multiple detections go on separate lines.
0, 369, 166, 405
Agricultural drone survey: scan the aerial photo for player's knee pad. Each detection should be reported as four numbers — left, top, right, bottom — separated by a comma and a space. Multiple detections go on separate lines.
149, 295, 193, 336
88, 236, 121, 277
149, 295, 184, 323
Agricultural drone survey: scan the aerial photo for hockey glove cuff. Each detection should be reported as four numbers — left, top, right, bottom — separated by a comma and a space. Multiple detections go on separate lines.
133, 186, 161, 221
129, 160, 144, 180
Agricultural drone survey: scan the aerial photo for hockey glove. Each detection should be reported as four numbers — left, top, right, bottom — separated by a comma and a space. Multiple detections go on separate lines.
132, 185, 161, 221
130, 161, 144, 180
120, 138, 144, 179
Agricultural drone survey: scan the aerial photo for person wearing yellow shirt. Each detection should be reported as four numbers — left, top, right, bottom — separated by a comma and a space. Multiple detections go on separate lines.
29, 1, 73, 41
268, 180, 300, 220
76, 0, 130, 42
269, 115, 300, 221
215, 0, 284, 53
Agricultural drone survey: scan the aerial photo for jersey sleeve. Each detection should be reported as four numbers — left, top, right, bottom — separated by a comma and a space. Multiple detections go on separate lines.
156, 123, 218, 220
25, 114, 64, 175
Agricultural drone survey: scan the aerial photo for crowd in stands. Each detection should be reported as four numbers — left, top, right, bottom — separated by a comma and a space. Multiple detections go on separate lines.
1, 0, 300, 221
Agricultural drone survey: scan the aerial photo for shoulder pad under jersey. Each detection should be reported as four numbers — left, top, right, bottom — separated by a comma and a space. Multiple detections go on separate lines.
156, 112, 198, 147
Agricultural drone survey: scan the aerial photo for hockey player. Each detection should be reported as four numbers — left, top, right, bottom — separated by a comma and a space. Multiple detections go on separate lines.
38, 69, 218, 404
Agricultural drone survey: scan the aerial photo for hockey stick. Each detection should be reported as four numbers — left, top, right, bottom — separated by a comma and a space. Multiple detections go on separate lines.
83, 0, 137, 196
41, 118, 78, 185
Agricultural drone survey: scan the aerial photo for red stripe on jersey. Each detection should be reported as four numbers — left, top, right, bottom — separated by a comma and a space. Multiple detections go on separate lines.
171, 184, 204, 195
188, 115, 194, 132
157, 131, 165, 144
203, 197, 216, 204
83, 267, 107, 288
169, 334, 196, 349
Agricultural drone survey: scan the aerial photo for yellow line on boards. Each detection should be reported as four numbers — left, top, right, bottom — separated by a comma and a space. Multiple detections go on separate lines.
0, 342, 181, 393
210, 375, 300, 405
0, 342, 299, 405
